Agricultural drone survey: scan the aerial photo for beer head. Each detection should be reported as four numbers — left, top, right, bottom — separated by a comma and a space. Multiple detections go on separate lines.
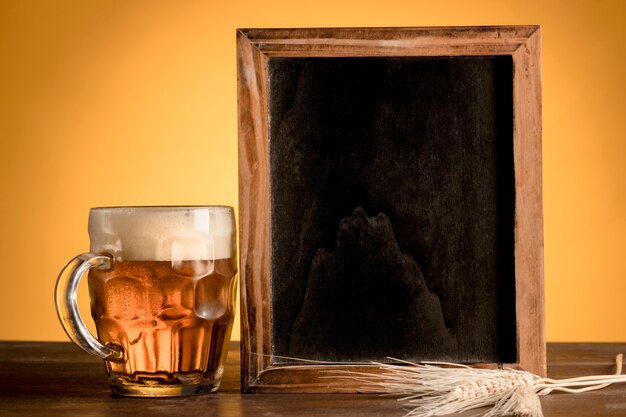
88, 206, 235, 262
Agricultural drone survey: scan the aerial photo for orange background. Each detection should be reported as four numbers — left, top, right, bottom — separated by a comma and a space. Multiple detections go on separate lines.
1, 0, 625, 343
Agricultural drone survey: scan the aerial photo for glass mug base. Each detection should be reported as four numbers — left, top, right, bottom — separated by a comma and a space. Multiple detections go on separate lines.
108, 367, 224, 397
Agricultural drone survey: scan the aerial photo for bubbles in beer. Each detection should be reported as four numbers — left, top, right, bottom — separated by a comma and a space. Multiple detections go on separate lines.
106, 277, 144, 321
88, 259, 237, 390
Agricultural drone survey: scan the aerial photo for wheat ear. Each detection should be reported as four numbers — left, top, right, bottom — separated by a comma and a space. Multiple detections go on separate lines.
333, 353, 624, 417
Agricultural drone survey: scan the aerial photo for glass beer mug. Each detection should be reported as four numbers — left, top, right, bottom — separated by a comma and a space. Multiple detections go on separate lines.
55, 206, 237, 396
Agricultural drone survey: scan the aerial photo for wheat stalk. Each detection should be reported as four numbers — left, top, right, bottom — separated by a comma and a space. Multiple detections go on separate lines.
331, 354, 624, 417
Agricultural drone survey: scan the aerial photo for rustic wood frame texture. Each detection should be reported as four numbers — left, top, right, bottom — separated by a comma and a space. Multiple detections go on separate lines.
237, 26, 544, 393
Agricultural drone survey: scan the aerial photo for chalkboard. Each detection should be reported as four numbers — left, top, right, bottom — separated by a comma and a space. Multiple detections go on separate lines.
269, 56, 516, 363
237, 26, 544, 393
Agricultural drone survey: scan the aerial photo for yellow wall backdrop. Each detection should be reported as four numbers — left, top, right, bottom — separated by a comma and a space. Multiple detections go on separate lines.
1, 0, 625, 343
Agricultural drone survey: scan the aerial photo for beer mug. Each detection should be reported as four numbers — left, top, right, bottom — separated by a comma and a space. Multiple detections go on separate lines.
55, 206, 237, 396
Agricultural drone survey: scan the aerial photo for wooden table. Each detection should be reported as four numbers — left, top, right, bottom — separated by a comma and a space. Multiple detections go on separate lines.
1, 342, 626, 416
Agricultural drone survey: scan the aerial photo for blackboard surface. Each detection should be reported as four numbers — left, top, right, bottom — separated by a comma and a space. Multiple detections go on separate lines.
268, 56, 517, 363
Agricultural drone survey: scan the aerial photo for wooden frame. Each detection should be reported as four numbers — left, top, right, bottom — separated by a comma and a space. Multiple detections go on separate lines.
237, 26, 544, 393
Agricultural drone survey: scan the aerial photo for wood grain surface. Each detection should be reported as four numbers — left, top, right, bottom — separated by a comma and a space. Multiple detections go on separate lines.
1, 342, 625, 417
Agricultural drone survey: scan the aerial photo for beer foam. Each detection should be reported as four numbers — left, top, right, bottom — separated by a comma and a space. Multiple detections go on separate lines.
88, 206, 235, 261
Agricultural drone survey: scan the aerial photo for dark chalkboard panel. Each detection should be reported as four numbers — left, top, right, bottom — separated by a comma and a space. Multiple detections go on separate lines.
268, 56, 516, 364
237, 26, 544, 393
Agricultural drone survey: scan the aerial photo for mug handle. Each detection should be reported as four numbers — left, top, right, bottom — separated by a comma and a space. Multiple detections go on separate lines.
55, 253, 124, 362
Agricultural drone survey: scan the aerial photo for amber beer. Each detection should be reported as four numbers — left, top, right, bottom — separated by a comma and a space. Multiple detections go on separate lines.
55, 206, 237, 396
89, 258, 237, 394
